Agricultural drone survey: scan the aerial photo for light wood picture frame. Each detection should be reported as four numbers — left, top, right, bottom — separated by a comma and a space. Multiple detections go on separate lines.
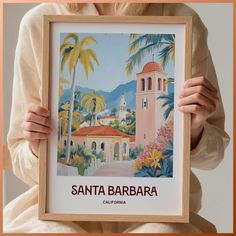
39, 15, 192, 223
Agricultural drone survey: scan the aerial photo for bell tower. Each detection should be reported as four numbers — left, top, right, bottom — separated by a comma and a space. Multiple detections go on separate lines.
135, 61, 167, 146
118, 94, 127, 122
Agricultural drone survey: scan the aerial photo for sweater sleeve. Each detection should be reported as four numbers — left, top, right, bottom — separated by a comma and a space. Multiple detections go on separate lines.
189, 15, 230, 169
7, 12, 42, 186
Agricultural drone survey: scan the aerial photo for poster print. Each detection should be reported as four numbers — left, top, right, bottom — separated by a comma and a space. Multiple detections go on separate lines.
39, 16, 192, 223
58, 32, 175, 178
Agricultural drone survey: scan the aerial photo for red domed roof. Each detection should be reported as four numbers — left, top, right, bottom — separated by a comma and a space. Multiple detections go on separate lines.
142, 61, 165, 74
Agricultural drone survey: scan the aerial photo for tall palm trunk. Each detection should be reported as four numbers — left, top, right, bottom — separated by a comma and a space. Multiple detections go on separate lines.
65, 67, 77, 162
89, 99, 96, 126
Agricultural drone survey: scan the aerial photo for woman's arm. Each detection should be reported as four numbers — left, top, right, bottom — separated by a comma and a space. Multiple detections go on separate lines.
7, 11, 49, 186
187, 53, 230, 170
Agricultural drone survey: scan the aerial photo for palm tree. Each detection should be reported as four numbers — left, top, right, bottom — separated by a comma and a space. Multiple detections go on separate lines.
59, 102, 84, 137
156, 92, 174, 120
60, 33, 99, 162
58, 77, 69, 142
125, 34, 175, 76
73, 89, 83, 112
80, 91, 106, 126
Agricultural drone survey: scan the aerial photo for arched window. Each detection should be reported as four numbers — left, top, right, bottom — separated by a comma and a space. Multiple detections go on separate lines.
70, 140, 73, 146
101, 142, 105, 151
158, 78, 162, 91
163, 79, 167, 92
123, 143, 127, 154
114, 143, 120, 160
91, 141, 97, 150
148, 77, 152, 90
141, 79, 145, 91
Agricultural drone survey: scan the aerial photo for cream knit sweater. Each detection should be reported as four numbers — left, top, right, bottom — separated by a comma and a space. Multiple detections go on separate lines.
4, 3, 230, 233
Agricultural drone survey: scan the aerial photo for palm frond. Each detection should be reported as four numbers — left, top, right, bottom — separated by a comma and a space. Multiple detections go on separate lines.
128, 33, 140, 42
68, 47, 81, 74
79, 36, 97, 48
63, 33, 79, 45
125, 43, 155, 76
128, 34, 163, 55
157, 93, 174, 120
60, 43, 74, 54
85, 100, 94, 113
59, 77, 69, 97
158, 39, 175, 69
80, 49, 99, 79
159, 45, 172, 69
80, 51, 90, 79
61, 52, 70, 72
86, 49, 99, 65
164, 105, 174, 120
167, 78, 175, 84
59, 110, 68, 119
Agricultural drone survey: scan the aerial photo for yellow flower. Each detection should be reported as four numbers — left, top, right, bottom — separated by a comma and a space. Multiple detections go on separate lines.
143, 158, 152, 167
147, 150, 163, 169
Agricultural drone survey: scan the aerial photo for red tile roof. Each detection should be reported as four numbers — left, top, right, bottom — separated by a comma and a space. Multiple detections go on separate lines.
72, 126, 135, 141
140, 61, 166, 75
99, 115, 117, 119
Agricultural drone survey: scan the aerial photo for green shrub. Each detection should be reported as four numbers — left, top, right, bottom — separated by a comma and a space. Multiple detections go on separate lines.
70, 160, 86, 176
122, 155, 130, 161
58, 144, 66, 161
129, 145, 144, 160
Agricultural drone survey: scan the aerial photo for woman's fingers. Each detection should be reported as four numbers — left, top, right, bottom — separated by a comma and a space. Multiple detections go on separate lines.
25, 112, 52, 128
23, 121, 52, 134
178, 93, 217, 113
178, 104, 209, 116
184, 77, 217, 93
179, 85, 218, 100
23, 130, 50, 141
27, 103, 50, 117
22, 104, 52, 156
22, 103, 53, 142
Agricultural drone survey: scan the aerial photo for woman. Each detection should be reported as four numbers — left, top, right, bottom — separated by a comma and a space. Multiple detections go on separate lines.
4, 3, 230, 233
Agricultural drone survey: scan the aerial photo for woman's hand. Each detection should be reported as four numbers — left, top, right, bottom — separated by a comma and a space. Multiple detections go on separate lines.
22, 103, 53, 157
178, 77, 219, 149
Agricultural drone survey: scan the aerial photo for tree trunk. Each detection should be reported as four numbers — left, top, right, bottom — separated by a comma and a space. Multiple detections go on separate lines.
65, 67, 77, 163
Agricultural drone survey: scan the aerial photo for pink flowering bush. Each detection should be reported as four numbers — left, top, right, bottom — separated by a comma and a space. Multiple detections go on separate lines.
134, 118, 174, 177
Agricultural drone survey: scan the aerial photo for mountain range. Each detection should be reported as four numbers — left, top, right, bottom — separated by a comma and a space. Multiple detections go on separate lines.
60, 80, 137, 111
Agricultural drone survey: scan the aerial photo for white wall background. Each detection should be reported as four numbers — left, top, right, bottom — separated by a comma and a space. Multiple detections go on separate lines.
3, 3, 233, 233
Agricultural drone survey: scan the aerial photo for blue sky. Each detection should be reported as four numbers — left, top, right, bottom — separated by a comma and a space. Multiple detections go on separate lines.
60, 33, 174, 92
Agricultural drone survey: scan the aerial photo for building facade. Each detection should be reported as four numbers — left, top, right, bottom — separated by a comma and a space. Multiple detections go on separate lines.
63, 126, 134, 163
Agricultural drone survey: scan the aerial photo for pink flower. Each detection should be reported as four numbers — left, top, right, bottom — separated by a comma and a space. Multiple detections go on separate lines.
136, 119, 174, 169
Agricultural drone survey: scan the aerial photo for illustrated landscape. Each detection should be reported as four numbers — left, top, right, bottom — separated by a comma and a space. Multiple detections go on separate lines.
57, 32, 175, 178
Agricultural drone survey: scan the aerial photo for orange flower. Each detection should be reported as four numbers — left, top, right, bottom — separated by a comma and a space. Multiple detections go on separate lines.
72, 155, 85, 164
133, 159, 143, 170
142, 158, 152, 167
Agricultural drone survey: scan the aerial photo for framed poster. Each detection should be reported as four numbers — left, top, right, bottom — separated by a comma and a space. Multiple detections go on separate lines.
39, 15, 192, 222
